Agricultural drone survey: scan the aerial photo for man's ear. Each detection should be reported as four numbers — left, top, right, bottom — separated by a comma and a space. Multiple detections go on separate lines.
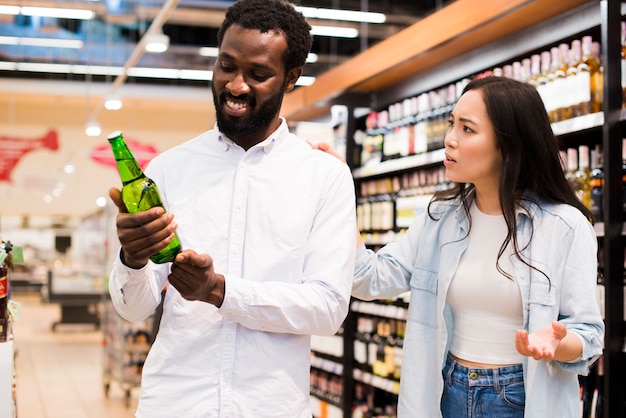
285, 67, 303, 92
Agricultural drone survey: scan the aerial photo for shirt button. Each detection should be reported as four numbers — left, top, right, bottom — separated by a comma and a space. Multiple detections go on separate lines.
469, 372, 478, 380
226, 335, 233, 343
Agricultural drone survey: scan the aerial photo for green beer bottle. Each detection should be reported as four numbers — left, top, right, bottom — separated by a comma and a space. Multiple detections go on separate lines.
107, 131, 181, 263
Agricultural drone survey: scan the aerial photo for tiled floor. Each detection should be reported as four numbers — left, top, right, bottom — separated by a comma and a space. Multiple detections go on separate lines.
11, 292, 138, 418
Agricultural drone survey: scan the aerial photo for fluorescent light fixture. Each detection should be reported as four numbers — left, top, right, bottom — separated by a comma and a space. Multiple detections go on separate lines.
127, 67, 179, 78
296, 6, 386, 23
145, 33, 169, 53
0, 36, 83, 49
0, 6, 95, 19
296, 76, 316, 87
0, 6, 19, 15
0, 61, 314, 86
311, 26, 359, 38
85, 120, 101, 137
199, 46, 219, 57
200, 47, 318, 64
104, 96, 123, 110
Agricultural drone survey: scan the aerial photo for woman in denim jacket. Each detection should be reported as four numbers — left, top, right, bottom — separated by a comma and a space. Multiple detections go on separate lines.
350, 77, 604, 417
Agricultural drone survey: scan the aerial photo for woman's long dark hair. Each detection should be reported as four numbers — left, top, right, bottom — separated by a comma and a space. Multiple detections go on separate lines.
429, 76, 593, 280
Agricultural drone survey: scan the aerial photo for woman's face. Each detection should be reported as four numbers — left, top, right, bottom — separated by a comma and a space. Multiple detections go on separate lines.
443, 89, 502, 194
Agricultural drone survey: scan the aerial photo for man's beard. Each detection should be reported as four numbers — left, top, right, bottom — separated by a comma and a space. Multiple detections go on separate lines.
212, 83, 286, 140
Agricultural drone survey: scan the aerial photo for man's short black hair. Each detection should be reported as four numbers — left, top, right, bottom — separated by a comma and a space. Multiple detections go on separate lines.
217, 0, 313, 73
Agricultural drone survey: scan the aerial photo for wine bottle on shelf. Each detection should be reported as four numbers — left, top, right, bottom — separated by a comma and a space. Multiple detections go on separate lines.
107, 131, 182, 264
622, 138, 626, 217
575, 36, 602, 116
589, 145, 604, 222
556, 43, 572, 121
536, 51, 553, 116
0, 239, 13, 342
591, 41, 604, 114
547, 46, 565, 122
568, 39, 583, 119
621, 21, 626, 108
565, 147, 579, 193
575, 145, 592, 209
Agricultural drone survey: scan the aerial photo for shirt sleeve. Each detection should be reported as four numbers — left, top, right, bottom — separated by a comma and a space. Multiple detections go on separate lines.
218, 164, 356, 337
352, 213, 423, 301
108, 249, 168, 322
556, 216, 604, 373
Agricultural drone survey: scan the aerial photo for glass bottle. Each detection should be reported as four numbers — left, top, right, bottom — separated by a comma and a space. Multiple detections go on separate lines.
107, 131, 182, 264
0, 239, 12, 342
622, 22, 626, 108
575, 145, 592, 209
589, 145, 604, 222
568, 39, 584, 118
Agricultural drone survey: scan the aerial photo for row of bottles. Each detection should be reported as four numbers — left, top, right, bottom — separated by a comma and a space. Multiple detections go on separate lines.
357, 167, 450, 234
352, 383, 398, 418
356, 81, 463, 168
355, 32, 607, 169
561, 139, 626, 222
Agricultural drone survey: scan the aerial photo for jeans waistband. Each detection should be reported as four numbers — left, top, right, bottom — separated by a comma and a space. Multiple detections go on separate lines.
445, 353, 524, 387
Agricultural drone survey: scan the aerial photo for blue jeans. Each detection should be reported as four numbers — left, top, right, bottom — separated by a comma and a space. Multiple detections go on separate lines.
441, 354, 525, 418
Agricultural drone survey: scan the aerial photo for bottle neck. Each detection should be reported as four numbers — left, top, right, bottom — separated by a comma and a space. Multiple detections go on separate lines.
109, 138, 145, 184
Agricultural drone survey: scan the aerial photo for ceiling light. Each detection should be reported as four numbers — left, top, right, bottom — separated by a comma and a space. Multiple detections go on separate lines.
0, 36, 83, 49
199, 46, 218, 57
144, 33, 169, 53
199, 47, 318, 64
104, 96, 123, 110
0, 6, 95, 20
85, 120, 101, 137
296, 6, 386, 24
0, 60, 314, 86
311, 26, 359, 38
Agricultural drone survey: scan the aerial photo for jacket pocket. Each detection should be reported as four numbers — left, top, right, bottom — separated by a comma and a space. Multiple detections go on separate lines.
408, 267, 438, 328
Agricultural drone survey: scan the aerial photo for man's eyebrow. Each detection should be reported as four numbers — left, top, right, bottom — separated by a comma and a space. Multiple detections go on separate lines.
218, 51, 275, 72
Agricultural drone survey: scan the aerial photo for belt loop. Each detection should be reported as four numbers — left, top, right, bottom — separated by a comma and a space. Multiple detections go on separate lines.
445, 355, 455, 386
493, 368, 501, 393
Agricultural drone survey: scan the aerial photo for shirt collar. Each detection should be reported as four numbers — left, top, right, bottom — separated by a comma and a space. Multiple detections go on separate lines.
216, 118, 288, 154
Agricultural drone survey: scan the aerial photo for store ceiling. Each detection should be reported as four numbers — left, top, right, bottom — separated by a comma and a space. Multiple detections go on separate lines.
0, 0, 452, 224
0, 0, 448, 87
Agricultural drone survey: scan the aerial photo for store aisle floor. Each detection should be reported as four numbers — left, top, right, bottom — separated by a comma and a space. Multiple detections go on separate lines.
11, 293, 138, 418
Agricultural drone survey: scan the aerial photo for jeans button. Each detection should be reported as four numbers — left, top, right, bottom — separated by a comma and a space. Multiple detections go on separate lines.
469, 371, 478, 380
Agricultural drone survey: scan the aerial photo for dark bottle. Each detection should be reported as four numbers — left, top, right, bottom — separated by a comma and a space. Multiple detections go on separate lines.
589, 145, 604, 222
0, 240, 13, 342
107, 131, 181, 264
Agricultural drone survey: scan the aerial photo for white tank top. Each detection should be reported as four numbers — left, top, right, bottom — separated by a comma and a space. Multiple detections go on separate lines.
446, 200, 524, 365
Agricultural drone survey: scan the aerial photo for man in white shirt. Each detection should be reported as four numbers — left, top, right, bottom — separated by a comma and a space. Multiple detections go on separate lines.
107, 1, 356, 416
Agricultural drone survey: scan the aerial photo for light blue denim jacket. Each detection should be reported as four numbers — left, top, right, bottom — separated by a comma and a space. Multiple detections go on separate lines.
353, 193, 604, 418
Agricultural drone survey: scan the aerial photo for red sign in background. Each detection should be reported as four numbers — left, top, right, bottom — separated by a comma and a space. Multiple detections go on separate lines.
0, 130, 59, 182
90, 137, 158, 170
0, 130, 158, 182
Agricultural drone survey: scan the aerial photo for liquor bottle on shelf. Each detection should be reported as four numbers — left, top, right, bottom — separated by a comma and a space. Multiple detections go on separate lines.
622, 139, 626, 217
622, 21, 626, 108
589, 145, 604, 222
566, 40, 581, 118
575, 145, 592, 209
107, 131, 182, 264
591, 41, 604, 114
537, 51, 553, 115
565, 147, 579, 193
555, 43, 572, 121
0, 239, 13, 342
575, 36, 603, 116
547, 46, 565, 122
